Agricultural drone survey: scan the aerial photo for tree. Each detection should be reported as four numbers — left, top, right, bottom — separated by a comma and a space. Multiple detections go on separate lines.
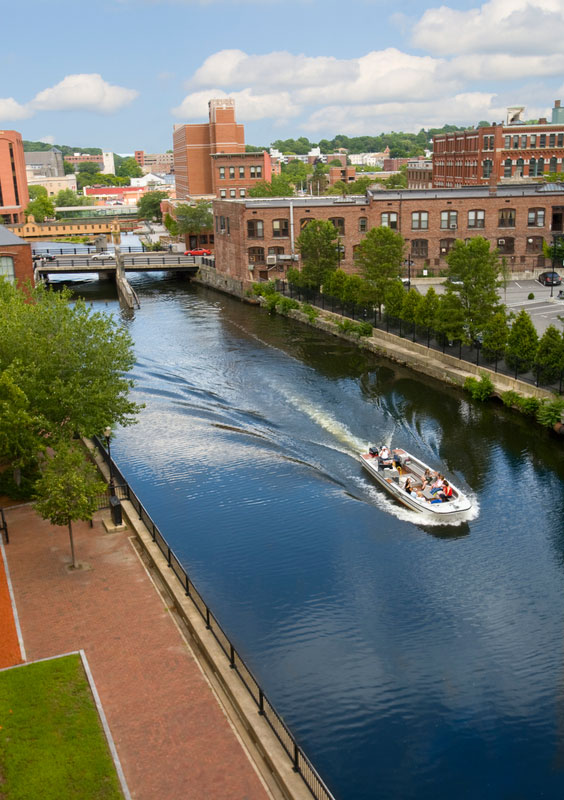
383, 281, 406, 319
295, 220, 339, 290
116, 157, 143, 179
0, 280, 141, 471
354, 226, 404, 316
77, 161, 100, 176
481, 311, 509, 360
435, 293, 466, 343
28, 185, 48, 200
137, 191, 168, 222
25, 195, 55, 222
505, 309, 538, 373
282, 159, 311, 189
415, 287, 439, 331
164, 213, 179, 237
63, 160, 76, 175
248, 174, 295, 197
33, 443, 106, 569
445, 237, 501, 340
54, 189, 94, 207
324, 268, 349, 300
535, 325, 564, 383
401, 288, 423, 326
175, 201, 213, 237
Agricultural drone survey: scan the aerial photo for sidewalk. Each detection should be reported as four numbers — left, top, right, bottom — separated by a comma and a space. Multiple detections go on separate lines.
0, 504, 272, 800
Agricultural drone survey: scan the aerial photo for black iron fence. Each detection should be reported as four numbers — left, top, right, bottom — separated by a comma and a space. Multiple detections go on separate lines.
0, 508, 8, 544
93, 437, 335, 800
275, 280, 564, 395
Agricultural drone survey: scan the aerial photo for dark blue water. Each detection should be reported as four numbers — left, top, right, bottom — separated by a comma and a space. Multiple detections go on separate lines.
77, 274, 564, 800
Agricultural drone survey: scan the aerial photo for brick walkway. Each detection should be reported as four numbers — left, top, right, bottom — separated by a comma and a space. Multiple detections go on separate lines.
1, 504, 272, 800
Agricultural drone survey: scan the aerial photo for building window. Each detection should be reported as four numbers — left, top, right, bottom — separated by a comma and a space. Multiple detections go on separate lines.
239, 189, 246, 197
528, 208, 545, 227
516, 157, 525, 176
329, 217, 345, 235
513, 135, 519, 149
468, 209, 485, 228
550, 134, 556, 148
218, 216, 227, 233
272, 219, 289, 238
550, 157, 558, 174
482, 159, 493, 178
300, 218, 314, 229
440, 210, 458, 229
229, 167, 235, 179
230, 189, 236, 198
529, 157, 537, 176
411, 239, 428, 258
498, 208, 516, 227
219, 167, 225, 180
504, 158, 512, 178
504, 135, 511, 149
411, 211, 428, 230
0, 256, 15, 283
558, 134, 564, 148
526, 236, 544, 253
249, 166, 262, 179
359, 217, 367, 232
538, 157, 545, 174
247, 219, 264, 238
248, 247, 265, 265
268, 246, 284, 256
521, 135, 527, 148
239, 167, 245, 178
439, 238, 456, 255
220, 190, 226, 199
540, 134, 546, 148
497, 237, 514, 254
381, 212, 397, 229
530, 134, 537, 147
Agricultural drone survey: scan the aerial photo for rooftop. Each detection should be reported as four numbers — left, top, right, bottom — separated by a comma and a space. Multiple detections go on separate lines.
0, 225, 28, 247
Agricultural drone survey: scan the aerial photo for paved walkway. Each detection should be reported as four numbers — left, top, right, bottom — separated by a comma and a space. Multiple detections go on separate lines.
0, 504, 272, 800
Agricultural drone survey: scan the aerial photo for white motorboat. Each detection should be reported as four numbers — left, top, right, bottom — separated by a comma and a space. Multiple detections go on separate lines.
361, 446, 472, 515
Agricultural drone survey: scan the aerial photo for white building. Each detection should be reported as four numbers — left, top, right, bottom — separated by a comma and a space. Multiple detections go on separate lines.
27, 173, 77, 196
102, 152, 115, 174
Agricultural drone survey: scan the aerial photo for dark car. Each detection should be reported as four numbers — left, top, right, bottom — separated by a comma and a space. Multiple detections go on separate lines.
32, 253, 56, 262
538, 271, 561, 286
184, 248, 212, 256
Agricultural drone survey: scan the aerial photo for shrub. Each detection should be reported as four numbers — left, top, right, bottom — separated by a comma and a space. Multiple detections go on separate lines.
357, 321, 373, 337
515, 395, 540, 416
463, 373, 494, 401
301, 303, 319, 322
500, 390, 520, 408
277, 297, 300, 315
528, 292, 535, 300
253, 281, 277, 297
336, 318, 357, 334
265, 293, 282, 313
536, 397, 564, 428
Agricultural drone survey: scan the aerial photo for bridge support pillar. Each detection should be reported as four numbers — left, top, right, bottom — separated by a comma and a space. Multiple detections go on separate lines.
97, 270, 115, 282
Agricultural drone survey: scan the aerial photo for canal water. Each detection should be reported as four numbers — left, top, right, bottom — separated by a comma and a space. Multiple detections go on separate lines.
76, 273, 564, 800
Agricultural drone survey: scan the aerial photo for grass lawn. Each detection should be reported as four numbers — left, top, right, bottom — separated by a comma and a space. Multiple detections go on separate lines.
0, 653, 124, 799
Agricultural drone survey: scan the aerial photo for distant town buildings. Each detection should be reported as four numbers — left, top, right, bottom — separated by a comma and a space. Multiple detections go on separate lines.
0, 130, 29, 224
407, 159, 433, 189
24, 147, 64, 178
27, 174, 78, 196
134, 151, 174, 174
433, 100, 564, 188
63, 152, 115, 174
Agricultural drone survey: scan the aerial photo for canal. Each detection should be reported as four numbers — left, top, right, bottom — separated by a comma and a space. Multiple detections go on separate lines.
74, 272, 564, 800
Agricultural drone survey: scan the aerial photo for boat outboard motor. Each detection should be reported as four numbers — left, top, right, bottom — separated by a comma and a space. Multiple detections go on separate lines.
369, 446, 379, 458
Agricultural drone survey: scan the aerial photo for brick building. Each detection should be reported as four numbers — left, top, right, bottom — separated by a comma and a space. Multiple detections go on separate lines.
0, 224, 33, 286
0, 130, 29, 225
407, 159, 433, 189
212, 183, 564, 285
173, 99, 245, 198
134, 150, 174, 174
64, 153, 104, 168
210, 151, 277, 199
329, 166, 357, 186
433, 100, 564, 188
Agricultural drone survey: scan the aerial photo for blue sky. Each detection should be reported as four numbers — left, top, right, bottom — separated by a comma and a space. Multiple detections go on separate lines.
4, 0, 564, 153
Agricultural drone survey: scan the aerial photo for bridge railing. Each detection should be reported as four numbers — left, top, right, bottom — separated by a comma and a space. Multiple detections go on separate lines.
94, 436, 336, 800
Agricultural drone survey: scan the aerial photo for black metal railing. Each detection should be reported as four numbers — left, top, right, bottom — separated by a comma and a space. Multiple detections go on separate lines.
275, 281, 564, 395
93, 437, 335, 800
0, 508, 8, 544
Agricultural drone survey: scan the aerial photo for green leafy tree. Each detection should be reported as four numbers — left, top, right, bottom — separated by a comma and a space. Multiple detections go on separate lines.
535, 325, 564, 383
76, 161, 101, 176
295, 220, 339, 290
54, 189, 94, 207
401, 288, 423, 325
25, 195, 55, 222
383, 281, 406, 319
435, 293, 466, 343
282, 159, 312, 189
164, 213, 179, 237
324, 268, 349, 300
445, 237, 501, 340
248, 174, 295, 197
137, 190, 168, 222
175, 201, 213, 237
505, 309, 538, 373
354, 226, 404, 316
116, 157, 143, 179
0, 366, 46, 472
415, 286, 439, 330
63, 160, 76, 175
28, 185, 48, 200
33, 443, 106, 569
481, 310, 509, 360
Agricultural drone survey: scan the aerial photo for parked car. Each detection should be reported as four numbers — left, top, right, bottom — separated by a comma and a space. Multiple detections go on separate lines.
537, 271, 561, 286
91, 252, 115, 261
184, 248, 212, 256
32, 253, 56, 262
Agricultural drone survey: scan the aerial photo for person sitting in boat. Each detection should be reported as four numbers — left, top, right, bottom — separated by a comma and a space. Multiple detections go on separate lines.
429, 474, 444, 494
379, 445, 393, 467
440, 480, 453, 501
404, 477, 414, 494
421, 468, 434, 489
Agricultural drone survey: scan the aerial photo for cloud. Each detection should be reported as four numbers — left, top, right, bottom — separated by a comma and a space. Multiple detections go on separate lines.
172, 88, 300, 121
450, 53, 564, 81
31, 74, 139, 114
0, 97, 33, 121
412, 0, 564, 56
38, 135, 56, 145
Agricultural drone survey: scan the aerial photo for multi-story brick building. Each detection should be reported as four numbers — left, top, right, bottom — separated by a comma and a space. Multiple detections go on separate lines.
433, 100, 564, 188
212, 182, 564, 284
407, 159, 433, 189
134, 150, 174, 174
0, 130, 29, 225
64, 153, 105, 169
0, 224, 33, 286
210, 151, 278, 199
173, 99, 246, 198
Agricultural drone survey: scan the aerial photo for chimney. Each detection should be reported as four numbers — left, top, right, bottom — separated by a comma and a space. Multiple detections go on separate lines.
539, 117, 547, 124
556, 100, 561, 108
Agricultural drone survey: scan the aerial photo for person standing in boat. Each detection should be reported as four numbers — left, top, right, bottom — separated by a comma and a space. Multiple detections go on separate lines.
379, 445, 392, 467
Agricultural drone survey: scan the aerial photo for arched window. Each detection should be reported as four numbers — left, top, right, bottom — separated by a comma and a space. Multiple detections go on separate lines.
504, 158, 512, 178
516, 158, 524, 176
0, 256, 14, 283
482, 159, 493, 178
537, 157, 545, 174
439, 238, 456, 255
549, 157, 558, 174
300, 218, 314, 230
496, 237, 514, 254
529, 157, 536, 176
248, 247, 265, 265
247, 219, 264, 238
411, 240, 428, 258
329, 217, 345, 235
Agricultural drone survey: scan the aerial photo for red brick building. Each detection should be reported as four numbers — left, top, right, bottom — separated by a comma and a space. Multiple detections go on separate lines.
173, 99, 245, 198
63, 154, 104, 168
0, 130, 29, 225
212, 183, 564, 285
0, 225, 33, 286
433, 100, 564, 188
210, 151, 276, 199
329, 166, 357, 186
407, 159, 433, 189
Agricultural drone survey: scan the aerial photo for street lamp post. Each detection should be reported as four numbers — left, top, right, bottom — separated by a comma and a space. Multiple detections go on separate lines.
404, 257, 414, 290
103, 426, 115, 497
